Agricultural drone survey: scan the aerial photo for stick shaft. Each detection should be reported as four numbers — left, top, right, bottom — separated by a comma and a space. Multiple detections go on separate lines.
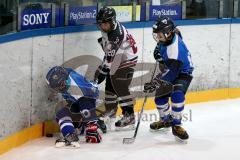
123, 62, 158, 142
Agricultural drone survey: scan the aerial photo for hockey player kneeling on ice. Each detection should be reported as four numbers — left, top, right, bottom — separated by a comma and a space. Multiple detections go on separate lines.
46, 66, 106, 148
94, 7, 138, 131
144, 16, 194, 141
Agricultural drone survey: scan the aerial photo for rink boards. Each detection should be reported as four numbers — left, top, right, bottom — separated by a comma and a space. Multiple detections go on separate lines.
0, 19, 240, 155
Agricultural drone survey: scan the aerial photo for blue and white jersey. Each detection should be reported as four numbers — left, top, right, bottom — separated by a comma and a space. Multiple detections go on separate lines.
158, 34, 194, 74
62, 68, 99, 104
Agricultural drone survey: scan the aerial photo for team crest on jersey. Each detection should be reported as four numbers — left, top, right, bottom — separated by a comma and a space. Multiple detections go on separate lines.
161, 19, 168, 24
153, 24, 157, 29
81, 109, 91, 118
114, 37, 120, 44
106, 43, 112, 50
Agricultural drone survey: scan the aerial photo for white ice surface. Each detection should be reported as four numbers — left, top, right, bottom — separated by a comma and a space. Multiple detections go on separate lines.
1, 99, 240, 160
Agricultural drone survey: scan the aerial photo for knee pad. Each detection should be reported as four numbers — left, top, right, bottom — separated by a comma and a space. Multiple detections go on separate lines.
56, 107, 71, 122
171, 90, 185, 123
154, 97, 169, 106
171, 90, 185, 125
171, 90, 185, 104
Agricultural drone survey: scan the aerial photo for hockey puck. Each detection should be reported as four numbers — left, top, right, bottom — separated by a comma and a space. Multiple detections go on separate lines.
46, 133, 53, 137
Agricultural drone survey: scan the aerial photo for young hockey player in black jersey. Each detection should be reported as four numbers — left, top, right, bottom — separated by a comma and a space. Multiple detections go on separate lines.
94, 6, 138, 131
144, 16, 194, 140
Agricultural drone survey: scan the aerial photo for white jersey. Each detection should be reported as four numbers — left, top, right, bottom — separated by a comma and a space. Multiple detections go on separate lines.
98, 21, 138, 75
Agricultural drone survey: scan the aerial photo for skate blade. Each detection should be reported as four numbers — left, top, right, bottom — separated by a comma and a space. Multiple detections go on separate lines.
174, 136, 188, 144
55, 142, 80, 148
149, 127, 170, 133
115, 124, 135, 131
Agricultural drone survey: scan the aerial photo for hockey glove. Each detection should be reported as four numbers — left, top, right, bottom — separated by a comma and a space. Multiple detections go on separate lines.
153, 44, 165, 64
97, 118, 107, 134
153, 46, 162, 62
85, 121, 102, 143
94, 65, 109, 84
144, 78, 171, 93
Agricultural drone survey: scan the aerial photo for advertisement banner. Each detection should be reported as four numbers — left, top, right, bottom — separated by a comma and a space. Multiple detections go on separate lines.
69, 6, 97, 25
21, 9, 52, 30
136, 5, 141, 21
55, 8, 64, 27
111, 6, 132, 22
149, 4, 182, 20
111, 5, 141, 22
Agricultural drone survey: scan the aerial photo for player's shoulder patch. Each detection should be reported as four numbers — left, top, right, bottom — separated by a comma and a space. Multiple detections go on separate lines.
166, 35, 179, 60
108, 22, 124, 44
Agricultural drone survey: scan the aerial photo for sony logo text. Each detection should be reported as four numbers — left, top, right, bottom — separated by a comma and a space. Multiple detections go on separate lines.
23, 13, 50, 26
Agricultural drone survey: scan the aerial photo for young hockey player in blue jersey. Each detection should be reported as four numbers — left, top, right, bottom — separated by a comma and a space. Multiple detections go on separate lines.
144, 16, 194, 140
46, 66, 106, 148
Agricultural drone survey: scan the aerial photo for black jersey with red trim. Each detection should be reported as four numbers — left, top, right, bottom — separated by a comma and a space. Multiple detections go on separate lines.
98, 21, 138, 75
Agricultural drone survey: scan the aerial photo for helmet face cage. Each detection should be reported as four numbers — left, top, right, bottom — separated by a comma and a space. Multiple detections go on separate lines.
152, 16, 175, 42
55, 80, 68, 92
152, 32, 159, 42
152, 32, 168, 43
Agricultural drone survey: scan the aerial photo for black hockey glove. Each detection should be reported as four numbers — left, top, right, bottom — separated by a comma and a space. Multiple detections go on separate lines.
94, 65, 109, 84
153, 45, 168, 73
97, 118, 107, 133
153, 44, 163, 62
143, 78, 171, 93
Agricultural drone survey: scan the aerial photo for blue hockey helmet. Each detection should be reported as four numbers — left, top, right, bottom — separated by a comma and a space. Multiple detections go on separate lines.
152, 16, 176, 34
46, 66, 69, 92
152, 16, 176, 43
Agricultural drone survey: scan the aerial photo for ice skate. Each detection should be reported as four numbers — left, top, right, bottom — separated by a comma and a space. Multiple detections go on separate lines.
149, 120, 172, 132
55, 133, 80, 148
115, 114, 135, 131
172, 125, 189, 142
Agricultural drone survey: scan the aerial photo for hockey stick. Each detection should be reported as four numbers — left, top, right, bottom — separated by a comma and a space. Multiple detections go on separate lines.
123, 61, 158, 144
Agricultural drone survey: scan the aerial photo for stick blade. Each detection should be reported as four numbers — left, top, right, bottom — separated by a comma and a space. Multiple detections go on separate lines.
123, 137, 135, 144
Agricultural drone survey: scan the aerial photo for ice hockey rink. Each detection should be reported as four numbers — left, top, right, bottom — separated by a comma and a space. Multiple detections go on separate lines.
0, 98, 240, 160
